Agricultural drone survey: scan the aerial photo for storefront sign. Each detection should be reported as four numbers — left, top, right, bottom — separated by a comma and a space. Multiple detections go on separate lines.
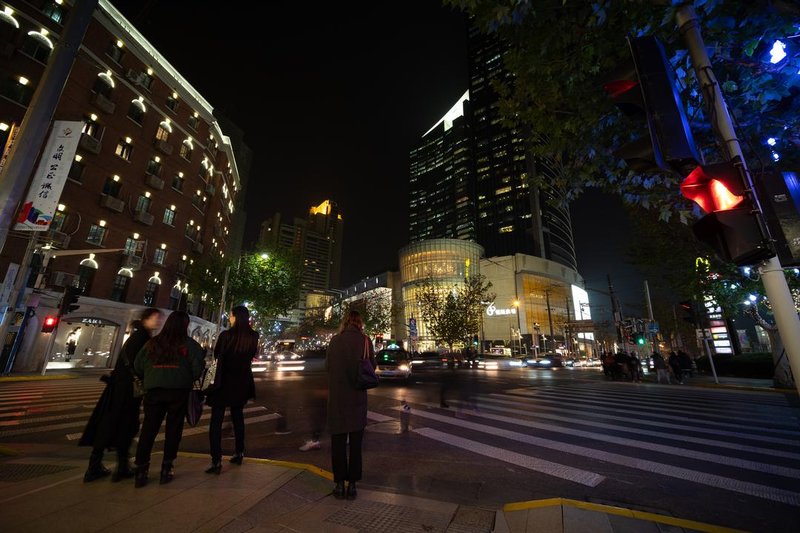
486, 303, 516, 317
80, 317, 117, 327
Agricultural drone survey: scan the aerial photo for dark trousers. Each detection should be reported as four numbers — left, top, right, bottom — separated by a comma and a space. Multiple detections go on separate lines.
209, 404, 245, 462
135, 388, 188, 467
331, 430, 364, 483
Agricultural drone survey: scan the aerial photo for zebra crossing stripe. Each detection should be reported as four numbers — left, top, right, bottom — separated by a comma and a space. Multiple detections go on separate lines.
0, 411, 92, 427
403, 407, 800, 507
156, 413, 280, 442
442, 400, 800, 479
487, 393, 800, 446
413, 426, 605, 488
478, 395, 800, 461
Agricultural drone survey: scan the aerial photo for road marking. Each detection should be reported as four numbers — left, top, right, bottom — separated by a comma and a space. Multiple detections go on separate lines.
413, 426, 605, 488
402, 407, 800, 507
157, 413, 280, 442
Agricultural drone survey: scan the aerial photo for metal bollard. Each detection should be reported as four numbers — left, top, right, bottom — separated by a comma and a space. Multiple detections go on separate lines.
400, 401, 410, 433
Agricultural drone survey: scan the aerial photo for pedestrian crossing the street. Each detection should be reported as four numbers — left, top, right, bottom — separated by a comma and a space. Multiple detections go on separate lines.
372, 382, 800, 507
0, 378, 280, 442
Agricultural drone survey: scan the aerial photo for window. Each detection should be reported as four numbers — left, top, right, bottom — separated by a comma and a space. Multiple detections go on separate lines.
82, 116, 101, 139
86, 224, 106, 245
123, 237, 141, 256
107, 42, 124, 63
1, 76, 33, 106
21, 33, 52, 63
144, 281, 159, 306
187, 114, 199, 130
179, 140, 192, 160
115, 139, 133, 161
139, 72, 154, 91
51, 210, 66, 232
166, 93, 179, 112
163, 206, 176, 225
155, 125, 170, 141
127, 101, 145, 125
171, 173, 184, 192
145, 158, 161, 176
68, 156, 85, 182
42, 2, 64, 23
92, 74, 113, 98
135, 195, 151, 213
102, 176, 121, 197
192, 193, 207, 212
185, 222, 197, 240
76, 265, 96, 294
110, 273, 131, 302
153, 248, 167, 265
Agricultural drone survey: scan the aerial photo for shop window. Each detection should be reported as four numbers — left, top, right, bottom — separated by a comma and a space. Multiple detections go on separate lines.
102, 176, 121, 197
110, 273, 131, 302
115, 139, 133, 161
42, 2, 64, 24
163, 206, 176, 225
86, 224, 106, 246
171, 173, 184, 192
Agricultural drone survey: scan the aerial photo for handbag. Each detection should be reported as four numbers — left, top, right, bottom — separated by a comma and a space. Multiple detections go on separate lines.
200, 357, 221, 394
356, 335, 379, 390
186, 386, 204, 427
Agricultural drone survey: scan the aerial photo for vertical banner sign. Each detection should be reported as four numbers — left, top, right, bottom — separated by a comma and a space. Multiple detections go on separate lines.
14, 120, 83, 231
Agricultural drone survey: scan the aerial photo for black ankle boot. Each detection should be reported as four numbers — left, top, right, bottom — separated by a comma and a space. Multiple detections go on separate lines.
159, 462, 174, 485
229, 453, 244, 465
346, 481, 357, 500
111, 451, 134, 482
134, 464, 149, 488
84, 450, 111, 483
205, 462, 222, 475
333, 482, 345, 499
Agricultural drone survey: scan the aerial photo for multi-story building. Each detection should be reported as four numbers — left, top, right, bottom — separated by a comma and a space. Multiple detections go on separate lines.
0, 0, 246, 371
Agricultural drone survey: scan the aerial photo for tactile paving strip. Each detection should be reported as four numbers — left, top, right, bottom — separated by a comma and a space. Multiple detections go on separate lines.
0, 463, 76, 482
325, 499, 452, 532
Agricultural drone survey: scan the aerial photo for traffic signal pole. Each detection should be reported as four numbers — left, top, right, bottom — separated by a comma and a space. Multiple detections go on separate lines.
677, 5, 800, 395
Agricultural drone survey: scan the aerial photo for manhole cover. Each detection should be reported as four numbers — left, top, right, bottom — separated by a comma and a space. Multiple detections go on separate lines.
0, 463, 77, 482
325, 499, 451, 532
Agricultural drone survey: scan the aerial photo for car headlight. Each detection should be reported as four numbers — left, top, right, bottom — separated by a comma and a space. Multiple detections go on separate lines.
540, 359, 551, 365
398, 364, 409, 371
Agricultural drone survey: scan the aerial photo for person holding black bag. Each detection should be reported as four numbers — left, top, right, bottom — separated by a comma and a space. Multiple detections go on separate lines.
80, 308, 162, 483
326, 309, 376, 500
204, 305, 259, 474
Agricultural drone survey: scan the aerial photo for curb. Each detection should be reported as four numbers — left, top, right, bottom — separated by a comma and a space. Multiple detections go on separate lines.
0, 445, 20, 456
177, 451, 334, 481
0, 374, 77, 382
693, 382, 797, 395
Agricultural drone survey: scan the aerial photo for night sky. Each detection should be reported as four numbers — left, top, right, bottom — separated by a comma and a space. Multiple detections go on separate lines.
109, 0, 647, 325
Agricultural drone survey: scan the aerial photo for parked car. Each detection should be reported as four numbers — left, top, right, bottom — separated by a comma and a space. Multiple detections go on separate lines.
375, 349, 412, 381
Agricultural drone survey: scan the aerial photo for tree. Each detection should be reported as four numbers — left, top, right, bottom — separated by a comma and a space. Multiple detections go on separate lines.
417, 275, 495, 351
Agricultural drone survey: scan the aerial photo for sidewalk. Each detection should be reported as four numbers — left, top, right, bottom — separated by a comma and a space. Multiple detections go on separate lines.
0, 449, 744, 532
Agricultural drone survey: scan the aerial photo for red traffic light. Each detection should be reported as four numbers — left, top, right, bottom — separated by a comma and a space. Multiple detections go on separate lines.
41, 315, 58, 333
680, 162, 745, 213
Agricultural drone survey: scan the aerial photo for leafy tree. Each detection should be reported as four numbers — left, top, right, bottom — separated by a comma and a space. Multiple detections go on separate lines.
417, 275, 495, 351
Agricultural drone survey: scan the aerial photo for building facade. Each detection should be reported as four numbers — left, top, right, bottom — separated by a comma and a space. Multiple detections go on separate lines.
0, 0, 244, 371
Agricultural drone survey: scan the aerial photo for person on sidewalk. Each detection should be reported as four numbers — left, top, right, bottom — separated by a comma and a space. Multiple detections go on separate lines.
204, 305, 259, 474
133, 311, 205, 488
652, 351, 670, 384
80, 308, 163, 482
326, 309, 375, 500
668, 351, 683, 384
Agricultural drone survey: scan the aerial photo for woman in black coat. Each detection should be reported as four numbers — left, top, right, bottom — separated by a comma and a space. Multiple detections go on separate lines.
326, 309, 375, 500
205, 305, 259, 473
80, 308, 163, 482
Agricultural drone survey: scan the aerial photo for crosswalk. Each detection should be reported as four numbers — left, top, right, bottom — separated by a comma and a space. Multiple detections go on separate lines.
371, 382, 800, 507
0, 378, 279, 442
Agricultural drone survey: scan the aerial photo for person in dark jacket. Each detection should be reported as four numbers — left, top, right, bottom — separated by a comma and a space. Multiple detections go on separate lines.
326, 309, 375, 500
205, 305, 259, 474
133, 311, 205, 487
81, 308, 162, 482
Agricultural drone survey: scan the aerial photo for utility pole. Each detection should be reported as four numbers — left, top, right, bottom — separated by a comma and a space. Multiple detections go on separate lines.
644, 280, 655, 353
677, 5, 800, 396
608, 274, 625, 351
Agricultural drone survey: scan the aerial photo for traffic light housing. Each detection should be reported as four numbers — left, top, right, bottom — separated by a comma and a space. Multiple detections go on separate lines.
41, 315, 58, 333
60, 286, 81, 316
634, 333, 646, 346
678, 300, 698, 325
604, 35, 701, 175
680, 159, 775, 266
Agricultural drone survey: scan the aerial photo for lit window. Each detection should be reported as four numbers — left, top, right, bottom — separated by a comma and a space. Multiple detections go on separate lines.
153, 248, 167, 265
163, 206, 176, 225
499, 225, 514, 233
41, 2, 64, 24
166, 92, 179, 112
172, 173, 184, 192
179, 139, 192, 160
135, 194, 151, 213
115, 138, 133, 161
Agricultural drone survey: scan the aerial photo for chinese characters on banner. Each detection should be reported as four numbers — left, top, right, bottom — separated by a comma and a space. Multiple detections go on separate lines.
14, 120, 83, 231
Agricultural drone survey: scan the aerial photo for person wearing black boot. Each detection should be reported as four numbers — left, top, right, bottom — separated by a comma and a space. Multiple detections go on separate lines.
80, 308, 163, 483
326, 310, 375, 501
133, 311, 205, 488
205, 305, 258, 475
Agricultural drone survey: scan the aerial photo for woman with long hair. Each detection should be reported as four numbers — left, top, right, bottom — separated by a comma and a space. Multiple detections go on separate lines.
80, 308, 162, 482
133, 311, 205, 487
326, 309, 375, 500
205, 305, 259, 473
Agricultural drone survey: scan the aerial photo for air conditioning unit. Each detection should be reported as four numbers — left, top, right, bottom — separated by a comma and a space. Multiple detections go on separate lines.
100, 195, 125, 213
79, 133, 101, 154
145, 174, 164, 190
44, 229, 70, 249
121, 255, 143, 271
51, 271, 76, 288
134, 210, 154, 226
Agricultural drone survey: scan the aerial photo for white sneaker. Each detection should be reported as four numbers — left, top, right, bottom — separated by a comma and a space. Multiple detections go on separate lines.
298, 440, 321, 451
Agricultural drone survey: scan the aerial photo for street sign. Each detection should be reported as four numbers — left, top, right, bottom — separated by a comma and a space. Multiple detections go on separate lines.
648, 321, 660, 333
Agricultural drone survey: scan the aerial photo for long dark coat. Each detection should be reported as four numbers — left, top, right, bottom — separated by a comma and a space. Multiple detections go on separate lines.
79, 324, 150, 449
205, 328, 258, 407
326, 326, 375, 435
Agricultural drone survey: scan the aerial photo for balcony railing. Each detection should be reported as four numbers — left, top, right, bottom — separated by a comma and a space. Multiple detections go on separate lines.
99, 194, 124, 213
134, 210, 154, 226
154, 139, 173, 156
145, 173, 164, 190
79, 133, 101, 155
91, 92, 116, 114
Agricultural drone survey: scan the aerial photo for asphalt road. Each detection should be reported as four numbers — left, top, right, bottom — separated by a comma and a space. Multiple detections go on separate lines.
1, 364, 799, 531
